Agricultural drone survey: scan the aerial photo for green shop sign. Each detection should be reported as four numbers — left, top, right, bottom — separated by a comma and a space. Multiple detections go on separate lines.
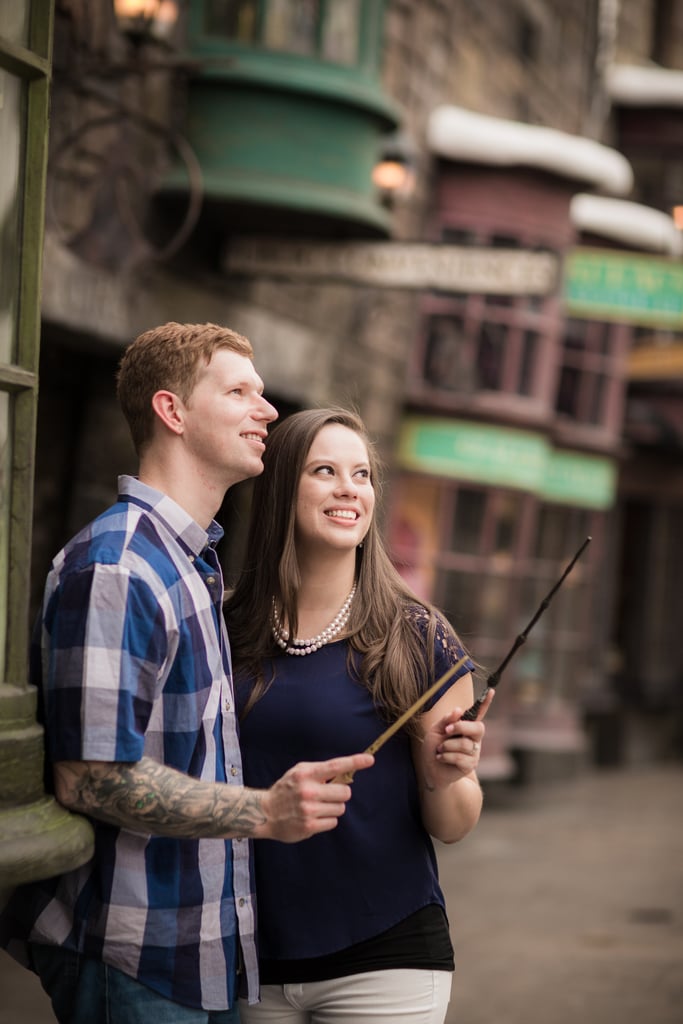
398, 418, 616, 509
564, 248, 683, 328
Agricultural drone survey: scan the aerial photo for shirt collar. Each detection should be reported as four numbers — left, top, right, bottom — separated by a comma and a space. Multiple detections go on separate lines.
117, 475, 224, 558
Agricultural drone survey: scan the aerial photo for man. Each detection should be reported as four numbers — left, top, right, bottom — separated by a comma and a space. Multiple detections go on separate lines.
1, 323, 372, 1023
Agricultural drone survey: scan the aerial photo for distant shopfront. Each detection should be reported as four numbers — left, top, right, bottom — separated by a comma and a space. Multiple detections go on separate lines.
390, 417, 612, 722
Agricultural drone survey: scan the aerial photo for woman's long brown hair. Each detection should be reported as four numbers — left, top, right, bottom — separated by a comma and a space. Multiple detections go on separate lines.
224, 407, 467, 734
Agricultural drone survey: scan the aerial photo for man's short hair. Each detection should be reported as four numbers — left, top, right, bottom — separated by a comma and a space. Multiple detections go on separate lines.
117, 322, 254, 455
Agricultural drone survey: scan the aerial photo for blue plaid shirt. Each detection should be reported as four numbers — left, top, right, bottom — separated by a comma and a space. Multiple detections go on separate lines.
1, 476, 257, 1010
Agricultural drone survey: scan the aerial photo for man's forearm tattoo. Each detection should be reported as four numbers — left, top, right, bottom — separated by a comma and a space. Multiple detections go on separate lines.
59, 757, 267, 838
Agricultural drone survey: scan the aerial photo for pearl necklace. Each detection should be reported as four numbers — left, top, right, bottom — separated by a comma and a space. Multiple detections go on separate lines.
271, 583, 357, 656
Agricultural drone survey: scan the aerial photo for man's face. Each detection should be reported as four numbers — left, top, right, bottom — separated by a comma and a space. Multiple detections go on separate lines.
180, 349, 278, 488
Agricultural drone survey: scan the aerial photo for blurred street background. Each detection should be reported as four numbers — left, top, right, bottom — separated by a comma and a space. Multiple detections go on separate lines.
2, 761, 682, 1024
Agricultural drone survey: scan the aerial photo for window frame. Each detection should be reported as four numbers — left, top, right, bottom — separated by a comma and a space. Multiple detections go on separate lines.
0, 4, 53, 687
414, 290, 557, 411
555, 317, 626, 432
194, 0, 383, 75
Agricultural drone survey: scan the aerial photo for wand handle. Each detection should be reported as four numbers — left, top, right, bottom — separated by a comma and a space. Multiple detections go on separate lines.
461, 689, 491, 722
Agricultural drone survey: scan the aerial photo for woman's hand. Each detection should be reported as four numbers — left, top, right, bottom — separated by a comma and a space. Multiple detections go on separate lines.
412, 679, 494, 843
421, 688, 495, 788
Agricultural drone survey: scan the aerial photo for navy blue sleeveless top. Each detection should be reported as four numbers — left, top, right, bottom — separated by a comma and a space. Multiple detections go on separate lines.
235, 611, 473, 961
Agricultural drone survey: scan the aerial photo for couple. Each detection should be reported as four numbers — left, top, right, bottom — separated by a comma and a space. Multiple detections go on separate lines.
1, 323, 491, 1024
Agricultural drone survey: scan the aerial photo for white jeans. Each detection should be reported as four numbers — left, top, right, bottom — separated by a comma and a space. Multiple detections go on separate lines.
239, 969, 452, 1024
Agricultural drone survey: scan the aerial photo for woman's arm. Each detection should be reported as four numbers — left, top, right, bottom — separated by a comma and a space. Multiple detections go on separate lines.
410, 674, 494, 844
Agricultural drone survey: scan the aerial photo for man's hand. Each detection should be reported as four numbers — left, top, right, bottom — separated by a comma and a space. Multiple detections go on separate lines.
255, 753, 375, 842
54, 752, 373, 842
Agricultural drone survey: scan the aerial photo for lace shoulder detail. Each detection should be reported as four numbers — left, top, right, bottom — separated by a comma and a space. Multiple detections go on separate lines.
404, 603, 465, 663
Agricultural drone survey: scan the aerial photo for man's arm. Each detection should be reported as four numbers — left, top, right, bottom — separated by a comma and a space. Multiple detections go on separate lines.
54, 752, 374, 843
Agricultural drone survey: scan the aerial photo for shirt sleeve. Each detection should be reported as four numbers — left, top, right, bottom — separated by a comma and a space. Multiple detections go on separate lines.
42, 562, 169, 763
407, 605, 475, 711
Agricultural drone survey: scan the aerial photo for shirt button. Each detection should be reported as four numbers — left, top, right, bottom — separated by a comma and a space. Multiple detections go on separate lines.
207, 575, 216, 585
230, 766, 239, 777
238, 898, 245, 907
224, 699, 232, 712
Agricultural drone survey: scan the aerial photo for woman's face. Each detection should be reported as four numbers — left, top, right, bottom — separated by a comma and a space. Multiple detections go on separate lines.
295, 423, 375, 557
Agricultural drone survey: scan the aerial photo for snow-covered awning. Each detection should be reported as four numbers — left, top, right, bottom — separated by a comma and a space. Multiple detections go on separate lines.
428, 105, 633, 196
570, 194, 683, 257
607, 64, 683, 108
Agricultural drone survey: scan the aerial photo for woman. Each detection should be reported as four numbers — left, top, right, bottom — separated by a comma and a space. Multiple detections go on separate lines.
225, 408, 493, 1024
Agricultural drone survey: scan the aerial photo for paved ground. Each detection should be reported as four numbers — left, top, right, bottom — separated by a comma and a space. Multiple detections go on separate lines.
440, 762, 683, 1024
1, 762, 681, 1023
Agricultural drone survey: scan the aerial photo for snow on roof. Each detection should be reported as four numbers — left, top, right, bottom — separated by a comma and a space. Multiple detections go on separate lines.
428, 105, 633, 196
570, 193, 683, 256
607, 64, 683, 108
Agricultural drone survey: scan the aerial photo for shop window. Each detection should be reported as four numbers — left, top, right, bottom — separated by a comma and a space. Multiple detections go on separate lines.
519, 331, 537, 396
555, 319, 619, 427
476, 322, 506, 390
535, 504, 592, 562
390, 473, 600, 705
447, 486, 522, 560
205, 0, 360, 64
439, 485, 526, 639
206, 0, 259, 40
451, 487, 487, 553
439, 568, 481, 637
420, 299, 546, 399
530, 504, 594, 656
424, 315, 470, 392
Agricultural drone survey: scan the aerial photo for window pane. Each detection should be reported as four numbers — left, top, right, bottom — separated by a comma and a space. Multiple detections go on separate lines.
0, 392, 10, 680
322, 0, 359, 64
478, 572, 513, 638
493, 493, 521, 556
589, 373, 606, 425
535, 505, 569, 560
439, 568, 479, 637
423, 315, 471, 391
556, 364, 580, 416
264, 0, 319, 54
476, 322, 506, 390
0, 70, 24, 364
205, 0, 259, 41
451, 487, 486, 552
0, 0, 29, 46
519, 331, 536, 395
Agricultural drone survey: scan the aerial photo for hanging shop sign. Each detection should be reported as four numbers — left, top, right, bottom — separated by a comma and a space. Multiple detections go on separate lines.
397, 417, 616, 510
224, 238, 559, 295
564, 248, 683, 328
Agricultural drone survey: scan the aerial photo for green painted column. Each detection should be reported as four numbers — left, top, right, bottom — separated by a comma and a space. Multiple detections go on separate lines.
0, 0, 94, 895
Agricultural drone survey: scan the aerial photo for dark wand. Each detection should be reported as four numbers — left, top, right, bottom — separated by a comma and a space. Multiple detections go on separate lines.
334, 536, 591, 781
460, 534, 592, 721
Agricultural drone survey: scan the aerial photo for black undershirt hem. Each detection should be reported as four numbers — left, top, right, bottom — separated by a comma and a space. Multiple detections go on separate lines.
258, 904, 454, 985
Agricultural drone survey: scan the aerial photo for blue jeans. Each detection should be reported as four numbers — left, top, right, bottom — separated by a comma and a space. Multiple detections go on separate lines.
30, 943, 240, 1024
